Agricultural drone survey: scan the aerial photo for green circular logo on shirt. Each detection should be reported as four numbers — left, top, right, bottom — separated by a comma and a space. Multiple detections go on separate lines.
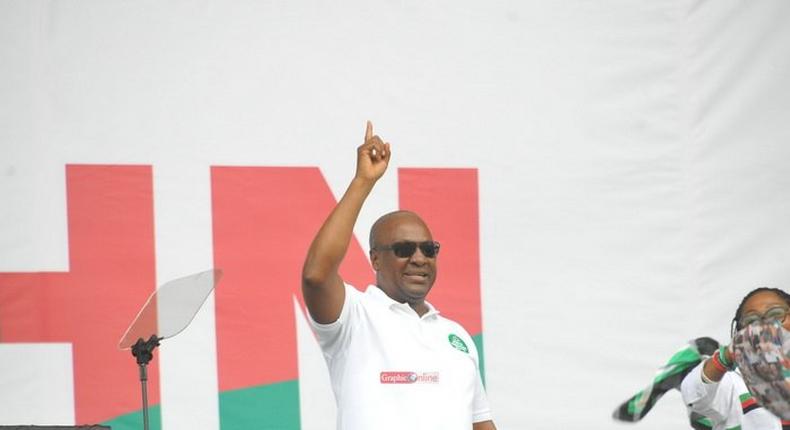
448, 334, 469, 353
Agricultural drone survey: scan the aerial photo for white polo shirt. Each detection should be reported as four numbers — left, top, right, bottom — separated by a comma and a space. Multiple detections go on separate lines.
681, 363, 781, 429
309, 283, 493, 430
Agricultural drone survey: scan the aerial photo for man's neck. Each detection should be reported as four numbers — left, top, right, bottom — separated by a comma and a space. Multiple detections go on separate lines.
409, 301, 430, 317
376, 285, 429, 317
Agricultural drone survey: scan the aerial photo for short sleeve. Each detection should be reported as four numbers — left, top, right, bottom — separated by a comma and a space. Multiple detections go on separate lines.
307, 283, 361, 358
472, 369, 493, 423
459, 325, 493, 423
680, 363, 735, 426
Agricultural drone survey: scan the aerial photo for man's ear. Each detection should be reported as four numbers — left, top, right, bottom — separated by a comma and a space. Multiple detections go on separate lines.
370, 250, 380, 271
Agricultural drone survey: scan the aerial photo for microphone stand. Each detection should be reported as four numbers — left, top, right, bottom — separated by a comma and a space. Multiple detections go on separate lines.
131, 335, 161, 430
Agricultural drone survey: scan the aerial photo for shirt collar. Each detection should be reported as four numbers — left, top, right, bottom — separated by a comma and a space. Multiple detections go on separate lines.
366, 285, 440, 320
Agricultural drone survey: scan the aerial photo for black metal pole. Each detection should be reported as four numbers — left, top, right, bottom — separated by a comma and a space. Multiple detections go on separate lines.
132, 335, 160, 430
140, 362, 150, 430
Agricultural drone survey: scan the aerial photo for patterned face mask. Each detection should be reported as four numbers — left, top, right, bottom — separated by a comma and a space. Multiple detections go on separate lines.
732, 322, 790, 420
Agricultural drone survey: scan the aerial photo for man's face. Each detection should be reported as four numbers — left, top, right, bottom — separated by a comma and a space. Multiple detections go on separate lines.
370, 215, 438, 304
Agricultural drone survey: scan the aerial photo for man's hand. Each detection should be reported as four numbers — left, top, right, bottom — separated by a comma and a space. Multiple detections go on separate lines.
302, 121, 390, 324
355, 121, 391, 183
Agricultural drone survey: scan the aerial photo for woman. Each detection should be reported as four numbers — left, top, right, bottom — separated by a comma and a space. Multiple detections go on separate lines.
681, 287, 790, 430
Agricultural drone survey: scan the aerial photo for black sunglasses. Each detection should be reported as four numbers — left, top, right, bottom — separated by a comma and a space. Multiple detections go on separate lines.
373, 241, 441, 259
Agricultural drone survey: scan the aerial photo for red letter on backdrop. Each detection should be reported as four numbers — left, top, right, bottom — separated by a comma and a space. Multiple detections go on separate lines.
0, 165, 159, 424
398, 168, 482, 336
211, 167, 375, 428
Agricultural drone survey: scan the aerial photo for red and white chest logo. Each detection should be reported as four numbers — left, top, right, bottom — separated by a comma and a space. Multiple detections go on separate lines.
380, 371, 440, 384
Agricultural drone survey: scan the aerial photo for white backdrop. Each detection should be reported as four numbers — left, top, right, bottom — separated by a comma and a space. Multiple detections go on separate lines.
2, 0, 790, 429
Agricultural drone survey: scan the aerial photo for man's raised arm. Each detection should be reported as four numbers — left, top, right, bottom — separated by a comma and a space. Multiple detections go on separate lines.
301, 121, 391, 324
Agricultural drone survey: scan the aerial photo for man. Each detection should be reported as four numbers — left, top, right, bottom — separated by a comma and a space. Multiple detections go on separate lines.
302, 121, 496, 430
